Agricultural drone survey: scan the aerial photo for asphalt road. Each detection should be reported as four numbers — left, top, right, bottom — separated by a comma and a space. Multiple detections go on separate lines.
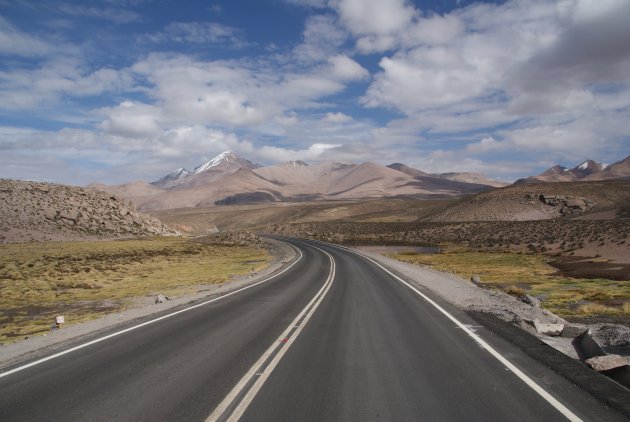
0, 237, 626, 421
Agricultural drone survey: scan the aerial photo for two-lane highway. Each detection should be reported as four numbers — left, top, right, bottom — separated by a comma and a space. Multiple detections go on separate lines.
0, 237, 626, 421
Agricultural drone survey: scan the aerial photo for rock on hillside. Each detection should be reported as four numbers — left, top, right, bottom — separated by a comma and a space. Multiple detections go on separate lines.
428, 180, 630, 222
0, 179, 179, 243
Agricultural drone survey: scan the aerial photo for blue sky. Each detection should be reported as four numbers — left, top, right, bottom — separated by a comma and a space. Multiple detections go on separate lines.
1, 0, 629, 184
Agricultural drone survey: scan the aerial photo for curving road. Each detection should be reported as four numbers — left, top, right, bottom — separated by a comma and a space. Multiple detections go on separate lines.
0, 237, 626, 421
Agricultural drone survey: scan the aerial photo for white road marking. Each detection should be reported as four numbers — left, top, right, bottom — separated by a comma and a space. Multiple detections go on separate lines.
0, 246, 304, 379
306, 238, 582, 422
207, 245, 336, 422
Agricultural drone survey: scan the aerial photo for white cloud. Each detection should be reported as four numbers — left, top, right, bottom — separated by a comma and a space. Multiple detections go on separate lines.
466, 137, 503, 153
0, 16, 71, 57
323, 112, 352, 123
98, 101, 163, 138
331, 0, 416, 52
363, 47, 489, 113
57, 2, 142, 24
334, 0, 415, 36
258, 142, 342, 162
0, 59, 134, 110
141, 21, 246, 47
402, 14, 463, 46
328, 54, 368, 81
293, 14, 347, 63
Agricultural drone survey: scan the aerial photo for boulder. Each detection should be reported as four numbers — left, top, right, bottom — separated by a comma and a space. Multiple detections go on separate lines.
471, 274, 481, 284
59, 210, 78, 222
43, 208, 57, 220
521, 295, 541, 307
155, 294, 171, 304
585, 355, 630, 372
561, 324, 587, 338
534, 319, 564, 336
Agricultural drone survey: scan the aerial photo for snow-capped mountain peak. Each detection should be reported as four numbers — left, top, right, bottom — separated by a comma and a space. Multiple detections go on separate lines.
572, 159, 603, 176
193, 151, 235, 174
150, 167, 191, 188
170, 168, 190, 177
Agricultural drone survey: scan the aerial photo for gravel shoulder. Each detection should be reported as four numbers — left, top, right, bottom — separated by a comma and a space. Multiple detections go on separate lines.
0, 238, 297, 369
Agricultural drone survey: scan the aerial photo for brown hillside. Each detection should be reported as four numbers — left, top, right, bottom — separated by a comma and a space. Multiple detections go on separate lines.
428, 181, 630, 222
0, 179, 178, 243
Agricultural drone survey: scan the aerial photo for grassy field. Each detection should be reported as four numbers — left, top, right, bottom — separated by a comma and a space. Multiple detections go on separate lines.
389, 249, 630, 322
0, 238, 269, 343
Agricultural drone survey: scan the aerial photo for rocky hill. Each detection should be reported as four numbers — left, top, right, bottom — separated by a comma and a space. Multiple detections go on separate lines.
0, 179, 178, 243
427, 180, 630, 222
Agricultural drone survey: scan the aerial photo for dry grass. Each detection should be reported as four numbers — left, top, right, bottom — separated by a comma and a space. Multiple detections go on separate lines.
0, 237, 269, 343
388, 249, 630, 322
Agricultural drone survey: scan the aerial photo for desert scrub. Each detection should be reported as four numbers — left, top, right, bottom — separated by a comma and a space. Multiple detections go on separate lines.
388, 249, 630, 322
0, 237, 269, 343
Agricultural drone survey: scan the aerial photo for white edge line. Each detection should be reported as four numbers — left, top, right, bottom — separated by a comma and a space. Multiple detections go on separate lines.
304, 238, 582, 422
0, 245, 304, 379
206, 245, 335, 422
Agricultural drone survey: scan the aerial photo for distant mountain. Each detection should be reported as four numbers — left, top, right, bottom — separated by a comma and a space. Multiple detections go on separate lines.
584, 156, 630, 181
149, 151, 261, 189
192, 151, 260, 174
150, 168, 191, 188
386, 163, 505, 191
280, 160, 309, 167
571, 160, 605, 179
387, 163, 429, 178
434, 172, 507, 188
95, 152, 507, 211
515, 155, 629, 184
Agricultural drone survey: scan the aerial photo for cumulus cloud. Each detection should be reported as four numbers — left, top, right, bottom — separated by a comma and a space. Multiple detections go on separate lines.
507, 0, 630, 113
293, 14, 347, 63
323, 112, 352, 123
330, 0, 417, 52
98, 101, 163, 138
257, 142, 341, 162
0, 59, 134, 110
328, 54, 368, 81
334, 0, 414, 35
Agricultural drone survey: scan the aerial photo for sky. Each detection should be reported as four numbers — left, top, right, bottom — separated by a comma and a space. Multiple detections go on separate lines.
1, 0, 629, 185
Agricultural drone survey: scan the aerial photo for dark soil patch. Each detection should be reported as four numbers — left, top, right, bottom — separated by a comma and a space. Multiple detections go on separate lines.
550, 256, 630, 281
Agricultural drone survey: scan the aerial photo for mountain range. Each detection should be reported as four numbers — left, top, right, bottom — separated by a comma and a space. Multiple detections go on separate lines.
515, 156, 630, 184
92, 152, 630, 211
92, 152, 505, 211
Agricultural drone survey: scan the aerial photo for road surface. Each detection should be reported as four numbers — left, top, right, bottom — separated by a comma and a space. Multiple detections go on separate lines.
0, 237, 625, 421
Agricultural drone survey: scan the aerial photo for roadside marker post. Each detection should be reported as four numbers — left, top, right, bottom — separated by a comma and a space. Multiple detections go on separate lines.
55, 315, 65, 329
